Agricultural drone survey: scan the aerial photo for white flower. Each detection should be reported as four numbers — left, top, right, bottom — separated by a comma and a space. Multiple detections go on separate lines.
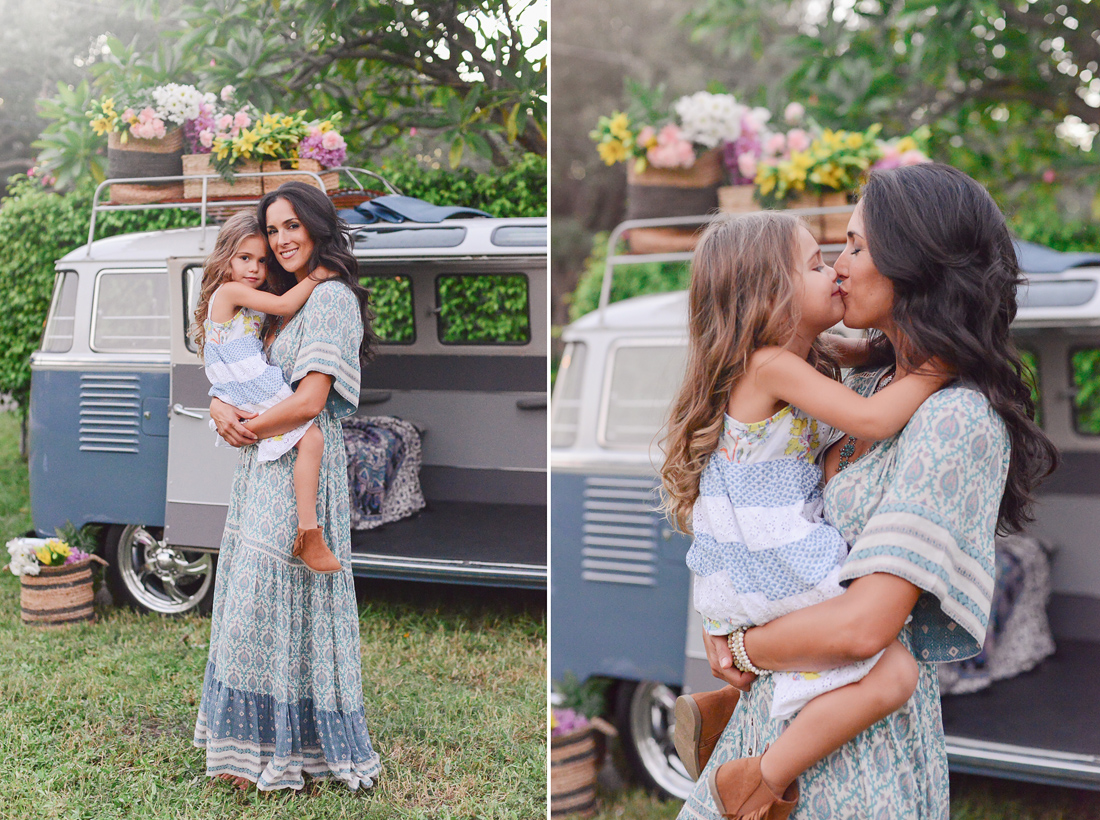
220, 85, 236, 102
152, 83, 206, 125
784, 102, 806, 125
675, 92, 745, 147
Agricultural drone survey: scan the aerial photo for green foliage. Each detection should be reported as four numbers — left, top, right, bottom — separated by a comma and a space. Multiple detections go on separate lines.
369, 152, 547, 218
1071, 348, 1100, 435
1018, 348, 1041, 427
0, 175, 200, 414
32, 81, 107, 189
438, 274, 531, 344
55, 521, 102, 555
554, 671, 611, 719
363, 275, 415, 344
569, 232, 691, 320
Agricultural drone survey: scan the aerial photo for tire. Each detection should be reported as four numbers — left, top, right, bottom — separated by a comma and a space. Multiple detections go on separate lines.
104, 524, 216, 616
614, 679, 694, 800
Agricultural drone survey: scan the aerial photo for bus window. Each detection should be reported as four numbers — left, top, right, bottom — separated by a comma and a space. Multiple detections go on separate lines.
1071, 348, 1100, 435
92, 269, 170, 352
600, 343, 687, 448
551, 342, 586, 447
42, 271, 78, 353
362, 276, 415, 344
435, 273, 530, 345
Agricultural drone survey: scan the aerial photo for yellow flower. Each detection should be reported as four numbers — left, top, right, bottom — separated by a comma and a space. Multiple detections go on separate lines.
846, 132, 865, 150
896, 136, 917, 153
214, 139, 231, 161
319, 120, 334, 133
597, 139, 628, 165
757, 170, 777, 196
608, 112, 631, 142
90, 117, 112, 136
35, 546, 51, 564
102, 98, 116, 115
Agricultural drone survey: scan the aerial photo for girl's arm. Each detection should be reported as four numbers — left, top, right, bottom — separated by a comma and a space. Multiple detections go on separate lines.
220, 273, 328, 318
826, 335, 871, 368
748, 347, 947, 440
240, 372, 333, 439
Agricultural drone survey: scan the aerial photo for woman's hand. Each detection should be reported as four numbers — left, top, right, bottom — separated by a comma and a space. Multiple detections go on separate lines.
703, 629, 757, 692
209, 397, 258, 447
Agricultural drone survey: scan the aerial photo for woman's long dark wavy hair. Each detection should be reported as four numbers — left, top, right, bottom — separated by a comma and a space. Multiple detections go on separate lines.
860, 163, 1058, 534
257, 181, 377, 364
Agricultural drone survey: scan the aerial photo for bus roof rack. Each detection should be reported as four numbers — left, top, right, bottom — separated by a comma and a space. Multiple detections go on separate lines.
86, 166, 401, 256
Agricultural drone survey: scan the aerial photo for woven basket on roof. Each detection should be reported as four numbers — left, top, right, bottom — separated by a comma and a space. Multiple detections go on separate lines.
550, 727, 597, 818
20, 555, 107, 628
261, 158, 339, 194
182, 154, 263, 199
107, 128, 184, 205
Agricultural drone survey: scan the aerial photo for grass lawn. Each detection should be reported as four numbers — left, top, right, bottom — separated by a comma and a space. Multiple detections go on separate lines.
0, 412, 546, 819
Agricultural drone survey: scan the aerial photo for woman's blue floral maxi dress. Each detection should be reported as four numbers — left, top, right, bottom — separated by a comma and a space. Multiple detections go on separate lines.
193, 282, 382, 791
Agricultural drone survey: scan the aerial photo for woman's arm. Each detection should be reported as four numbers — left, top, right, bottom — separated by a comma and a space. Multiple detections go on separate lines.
749, 347, 947, 440
741, 573, 922, 671
240, 372, 333, 439
219, 275, 322, 318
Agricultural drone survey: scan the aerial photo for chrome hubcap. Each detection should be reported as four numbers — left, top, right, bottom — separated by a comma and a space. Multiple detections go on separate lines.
629, 681, 694, 800
117, 525, 213, 614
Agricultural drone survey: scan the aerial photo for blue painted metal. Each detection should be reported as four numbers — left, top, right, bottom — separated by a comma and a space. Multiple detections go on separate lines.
550, 470, 692, 687
29, 368, 169, 536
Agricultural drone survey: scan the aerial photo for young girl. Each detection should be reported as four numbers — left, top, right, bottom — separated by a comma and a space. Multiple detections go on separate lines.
192, 211, 341, 574
660, 212, 948, 819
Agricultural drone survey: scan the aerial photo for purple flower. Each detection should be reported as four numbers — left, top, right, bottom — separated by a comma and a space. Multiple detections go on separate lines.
724, 133, 762, 185
551, 708, 590, 737
184, 102, 217, 154
299, 129, 348, 168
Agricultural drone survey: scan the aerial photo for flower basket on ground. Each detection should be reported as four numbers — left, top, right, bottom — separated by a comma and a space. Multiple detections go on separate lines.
550, 723, 598, 818
6, 535, 107, 628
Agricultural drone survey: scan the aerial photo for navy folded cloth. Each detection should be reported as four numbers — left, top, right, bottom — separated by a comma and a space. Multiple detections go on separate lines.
354, 195, 490, 224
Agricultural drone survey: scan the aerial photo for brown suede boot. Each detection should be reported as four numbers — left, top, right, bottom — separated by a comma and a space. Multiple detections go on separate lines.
674, 686, 742, 780
707, 756, 798, 820
293, 528, 342, 574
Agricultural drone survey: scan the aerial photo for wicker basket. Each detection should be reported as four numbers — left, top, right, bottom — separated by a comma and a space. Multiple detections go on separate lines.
107, 128, 184, 204
787, 191, 851, 244
182, 154, 263, 199
20, 556, 107, 628
261, 158, 339, 193
625, 148, 723, 254
550, 727, 597, 818
717, 184, 757, 214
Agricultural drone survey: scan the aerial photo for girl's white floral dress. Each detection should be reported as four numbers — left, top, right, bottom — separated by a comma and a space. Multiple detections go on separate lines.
688, 404, 881, 719
680, 369, 1009, 820
193, 282, 381, 791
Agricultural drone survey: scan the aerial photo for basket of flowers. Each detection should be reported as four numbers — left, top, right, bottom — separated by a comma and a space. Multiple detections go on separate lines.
88, 84, 209, 203
262, 115, 347, 194
550, 708, 599, 818
181, 85, 263, 198
5, 525, 106, 628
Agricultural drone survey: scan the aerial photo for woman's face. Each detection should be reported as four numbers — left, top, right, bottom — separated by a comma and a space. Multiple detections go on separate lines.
833, 201, 895, 331
265, 197, 314, 277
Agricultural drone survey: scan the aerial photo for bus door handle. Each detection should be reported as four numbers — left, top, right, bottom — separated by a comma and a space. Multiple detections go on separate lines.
172, 403, 206, 420
516, 397, 546, 410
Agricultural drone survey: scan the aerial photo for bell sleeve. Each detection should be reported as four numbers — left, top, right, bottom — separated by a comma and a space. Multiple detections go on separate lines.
838, 387, 1012, 662
290, 281, 363, 420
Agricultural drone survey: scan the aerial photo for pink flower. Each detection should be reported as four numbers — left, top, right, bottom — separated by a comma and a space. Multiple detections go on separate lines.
637, 125, 656, 148
409, 127, 418, 136
784, 103, 805, 125
27, 167, 36, 178
199, 129, 215, 148
321, 131, 345, 151
737, 153, 758, 179
122, 108, 135, 121
900, 149, 928, 166
764, 133, 787, 157
138, 107, 158, 123
786, 128, 810, 153
1043, 169, 1056, 184
233, 111, 251, 129
220, 85, 235, 102
309, 126, 323, 138
648, 124, 695, 168
216, 114, 233, 131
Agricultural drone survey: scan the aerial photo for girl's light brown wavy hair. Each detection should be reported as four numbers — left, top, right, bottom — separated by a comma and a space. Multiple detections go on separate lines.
191, 211, 267, 360
660, 212, 839, 533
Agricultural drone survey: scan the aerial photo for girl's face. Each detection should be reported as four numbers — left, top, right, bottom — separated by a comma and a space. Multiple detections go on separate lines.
833, 202, 895, 331
265, 197, 315, 277
794, 225, 845, 336
229, 235, 268, 289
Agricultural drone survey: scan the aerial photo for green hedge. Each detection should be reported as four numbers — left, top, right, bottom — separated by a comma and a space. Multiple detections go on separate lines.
0, 156, 546, 417
568, 232, 690, 321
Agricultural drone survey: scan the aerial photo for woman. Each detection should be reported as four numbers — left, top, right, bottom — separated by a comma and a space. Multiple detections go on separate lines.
193, 181, 382, 793
678, 163, 1057, 819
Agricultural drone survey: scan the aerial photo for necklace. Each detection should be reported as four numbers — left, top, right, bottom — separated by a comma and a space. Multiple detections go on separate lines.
835, 367, 897, 473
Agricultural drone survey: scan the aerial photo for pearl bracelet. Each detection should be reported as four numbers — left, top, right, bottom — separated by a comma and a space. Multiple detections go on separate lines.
727, 627, 769, 676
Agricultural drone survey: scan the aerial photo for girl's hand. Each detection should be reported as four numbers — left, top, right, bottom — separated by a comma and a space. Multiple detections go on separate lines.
210, 397, 258, 446
703, 629, 757, 692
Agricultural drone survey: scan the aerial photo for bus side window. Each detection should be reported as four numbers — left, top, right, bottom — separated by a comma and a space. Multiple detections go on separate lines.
436, 274, 530, 345
551, 342, 586, 447
362, 276, 415, 344
92, 270, 170, 353
1071, 348, 1100, 435
42, 271, 78, 353
599, 343, 687, 448
1019, 348, 1041, 428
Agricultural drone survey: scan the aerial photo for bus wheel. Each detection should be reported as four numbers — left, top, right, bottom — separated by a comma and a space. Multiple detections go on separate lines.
105, 524, 216, 616
614, 680, 694, 800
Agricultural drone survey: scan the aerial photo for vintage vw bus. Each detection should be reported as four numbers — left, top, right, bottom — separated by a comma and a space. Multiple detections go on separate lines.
550, 211, 1100, 797
29, 170, 547, 615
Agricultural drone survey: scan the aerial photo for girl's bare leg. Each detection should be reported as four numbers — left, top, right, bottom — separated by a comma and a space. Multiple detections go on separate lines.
758, 639, 919, 795
293, 425, 324, 530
